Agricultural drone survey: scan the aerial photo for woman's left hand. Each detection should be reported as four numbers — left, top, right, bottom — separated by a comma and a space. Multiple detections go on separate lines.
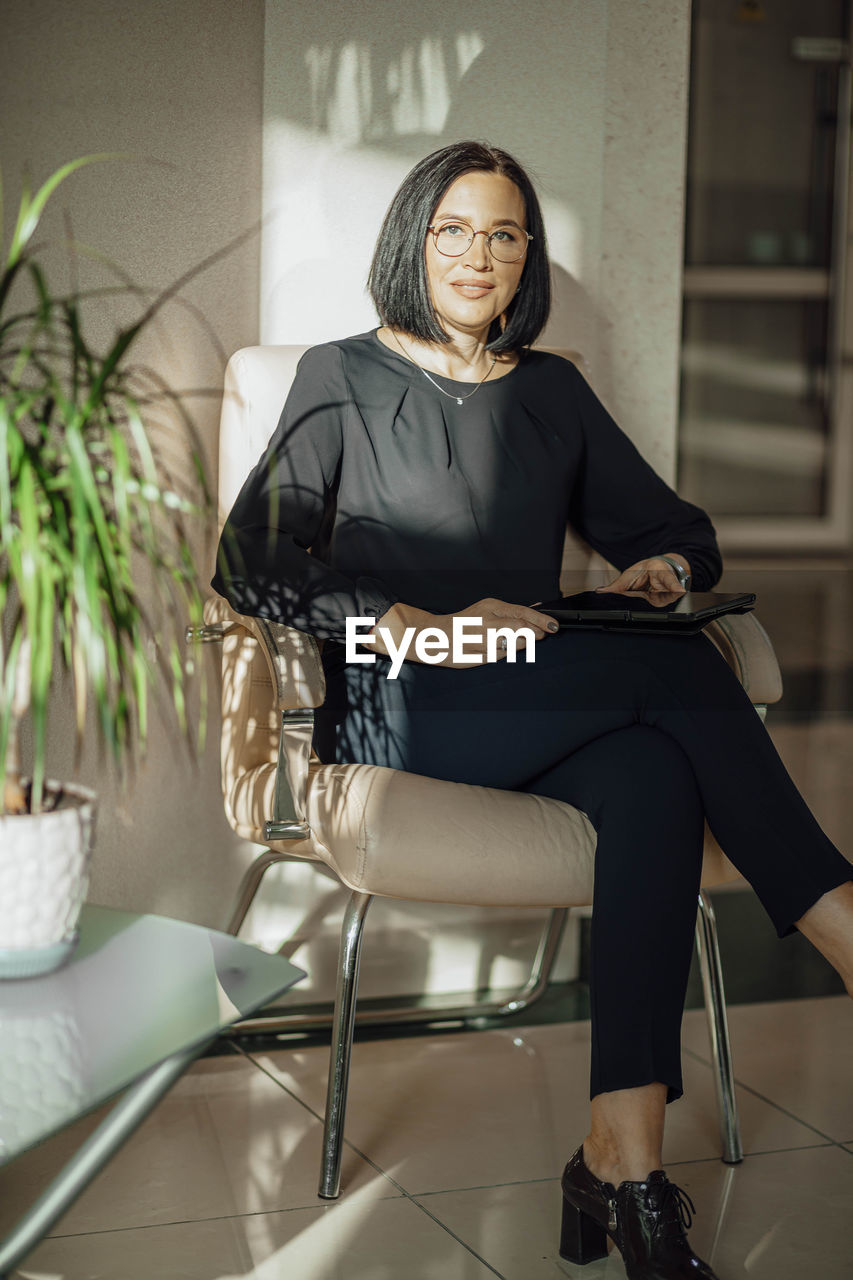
596, 556, 691, 595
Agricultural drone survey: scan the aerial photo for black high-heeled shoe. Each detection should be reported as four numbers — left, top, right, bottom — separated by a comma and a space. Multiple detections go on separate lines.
560, 1144, 720, 1279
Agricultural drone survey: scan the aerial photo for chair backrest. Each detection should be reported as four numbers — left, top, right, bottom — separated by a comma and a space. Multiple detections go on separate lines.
218, 345, 311, 524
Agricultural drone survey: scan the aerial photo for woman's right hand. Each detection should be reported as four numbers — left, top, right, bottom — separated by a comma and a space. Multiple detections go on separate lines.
370, 598, 559, 668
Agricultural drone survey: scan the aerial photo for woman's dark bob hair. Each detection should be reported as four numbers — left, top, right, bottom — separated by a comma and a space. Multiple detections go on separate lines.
367, 141, 551, 354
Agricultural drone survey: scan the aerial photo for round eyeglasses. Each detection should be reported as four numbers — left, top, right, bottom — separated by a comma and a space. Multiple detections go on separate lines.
427, 220, 533, 264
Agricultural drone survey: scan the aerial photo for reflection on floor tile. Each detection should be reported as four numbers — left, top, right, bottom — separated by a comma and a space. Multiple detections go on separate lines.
417, 1144, 853, 1280
0, 1051, 394, 1243
13, 1216, 254, 1280
240, 1195, 500, 1279
255, 1019, 822, 1196
682, 996, 853, 1142
259, 1024, 591, 1193
419, 1178, 621, 1280
15, 1195, 500, 1280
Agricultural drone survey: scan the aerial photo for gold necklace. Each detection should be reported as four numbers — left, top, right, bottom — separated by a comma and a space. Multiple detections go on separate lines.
387, 329, 497, 405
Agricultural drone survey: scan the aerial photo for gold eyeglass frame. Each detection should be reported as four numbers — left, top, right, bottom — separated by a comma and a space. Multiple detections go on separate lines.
426, 221, 533, 263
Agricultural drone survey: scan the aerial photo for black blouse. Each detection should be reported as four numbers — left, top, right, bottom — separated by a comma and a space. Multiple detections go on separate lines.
212, 330, 721, 641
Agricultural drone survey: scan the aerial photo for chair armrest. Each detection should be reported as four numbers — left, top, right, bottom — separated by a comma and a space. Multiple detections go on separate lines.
704, 611, 783, 706
204, 593, 324, 841
203, 594, 326, 710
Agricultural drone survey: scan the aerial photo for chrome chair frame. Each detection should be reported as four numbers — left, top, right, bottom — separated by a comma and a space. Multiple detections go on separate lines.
317, 885, 744, 1200
193, 618, 747, 1199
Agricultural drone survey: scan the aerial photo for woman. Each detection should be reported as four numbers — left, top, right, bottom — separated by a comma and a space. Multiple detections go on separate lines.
214, 141, 853, 1279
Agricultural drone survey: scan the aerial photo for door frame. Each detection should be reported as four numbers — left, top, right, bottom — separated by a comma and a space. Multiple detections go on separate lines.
678, 14, 853, 553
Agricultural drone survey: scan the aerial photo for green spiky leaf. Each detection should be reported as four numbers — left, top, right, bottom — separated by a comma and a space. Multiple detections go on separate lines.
1, 156, 212, 814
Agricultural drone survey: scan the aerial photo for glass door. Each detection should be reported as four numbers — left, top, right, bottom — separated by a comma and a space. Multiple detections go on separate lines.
679, 0, 852, 549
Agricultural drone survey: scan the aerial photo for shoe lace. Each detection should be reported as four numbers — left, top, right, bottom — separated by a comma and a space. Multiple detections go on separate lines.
653, 1179, 695, 1236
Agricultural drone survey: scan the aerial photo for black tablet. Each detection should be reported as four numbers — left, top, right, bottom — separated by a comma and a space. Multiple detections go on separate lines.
536, 590, 756, 635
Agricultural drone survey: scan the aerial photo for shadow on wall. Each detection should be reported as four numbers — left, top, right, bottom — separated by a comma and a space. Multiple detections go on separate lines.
263, 0, 609, 386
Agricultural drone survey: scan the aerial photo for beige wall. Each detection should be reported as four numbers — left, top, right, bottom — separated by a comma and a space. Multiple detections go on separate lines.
262, 0, 691, 478
0, 0, 265, 926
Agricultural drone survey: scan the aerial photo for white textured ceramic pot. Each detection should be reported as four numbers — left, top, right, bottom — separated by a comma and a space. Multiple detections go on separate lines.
0, 782, 97, 979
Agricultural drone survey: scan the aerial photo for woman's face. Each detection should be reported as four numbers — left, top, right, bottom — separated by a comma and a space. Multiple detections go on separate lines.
425, 170, 527, 344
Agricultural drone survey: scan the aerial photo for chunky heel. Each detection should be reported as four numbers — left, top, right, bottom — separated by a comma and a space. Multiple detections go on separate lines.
560, 1144, 719, 1278
559, 1195, 609, 1264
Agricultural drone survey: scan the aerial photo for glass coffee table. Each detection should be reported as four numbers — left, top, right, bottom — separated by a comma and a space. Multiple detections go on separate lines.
0, 905, 305, 1276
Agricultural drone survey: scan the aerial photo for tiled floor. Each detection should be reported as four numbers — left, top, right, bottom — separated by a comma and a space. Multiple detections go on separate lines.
3, 557, 853, 1278
2, 998, 852, 1279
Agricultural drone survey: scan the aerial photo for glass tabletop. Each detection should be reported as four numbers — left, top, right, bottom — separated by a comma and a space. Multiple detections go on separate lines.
0, 905, 305, 1166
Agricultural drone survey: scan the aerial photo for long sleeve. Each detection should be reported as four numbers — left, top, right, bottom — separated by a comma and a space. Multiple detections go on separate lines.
211, 344, 399, 641
566, 367, 722, 591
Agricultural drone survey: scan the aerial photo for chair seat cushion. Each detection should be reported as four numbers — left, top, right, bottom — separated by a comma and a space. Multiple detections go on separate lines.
307, 762, 597, 906
228, 760, 740, 907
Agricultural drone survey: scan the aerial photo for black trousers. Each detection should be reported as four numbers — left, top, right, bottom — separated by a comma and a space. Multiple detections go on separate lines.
317, 628, 853, 1103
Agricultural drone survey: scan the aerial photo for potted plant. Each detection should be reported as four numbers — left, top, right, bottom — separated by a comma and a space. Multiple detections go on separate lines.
0, 157, 211, 977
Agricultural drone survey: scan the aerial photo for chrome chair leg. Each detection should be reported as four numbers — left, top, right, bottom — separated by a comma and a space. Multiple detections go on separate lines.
226, 849, 292, 935
481, 906, 570, 1018
231, 904, 568, 1034
319, 890, 373, 1199
695, 890, 743, 1164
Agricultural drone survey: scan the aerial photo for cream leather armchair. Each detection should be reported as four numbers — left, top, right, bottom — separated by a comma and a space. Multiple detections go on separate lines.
201, 345, 784, 1199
